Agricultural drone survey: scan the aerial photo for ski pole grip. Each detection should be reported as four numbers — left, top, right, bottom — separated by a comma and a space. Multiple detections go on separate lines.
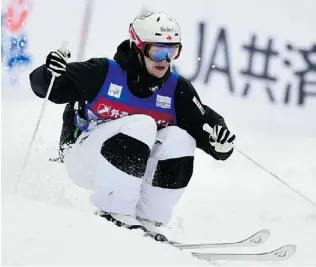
58, 40, 70, 59
203, 123, 216, 139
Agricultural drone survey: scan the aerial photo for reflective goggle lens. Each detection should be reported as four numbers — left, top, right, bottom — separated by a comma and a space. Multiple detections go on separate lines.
147, 44, 181, 62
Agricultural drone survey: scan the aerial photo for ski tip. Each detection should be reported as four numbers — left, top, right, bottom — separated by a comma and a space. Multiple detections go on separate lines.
255, 229, 271, 237
260, 229, 271, 235
260, 229, 271, 239
247, 229, 271, 245
286, 244, 297, 253
273, 244, 297, 260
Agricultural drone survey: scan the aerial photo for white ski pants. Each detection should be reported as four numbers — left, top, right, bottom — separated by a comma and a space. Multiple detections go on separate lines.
64, 114, 196, 225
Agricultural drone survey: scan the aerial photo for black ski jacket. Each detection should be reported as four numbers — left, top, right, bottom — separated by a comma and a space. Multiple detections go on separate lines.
29, 41, 233, 160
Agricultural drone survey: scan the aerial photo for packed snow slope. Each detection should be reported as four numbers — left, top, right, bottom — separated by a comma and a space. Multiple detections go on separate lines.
2, 92, 316, 265
2, 193, 211, 266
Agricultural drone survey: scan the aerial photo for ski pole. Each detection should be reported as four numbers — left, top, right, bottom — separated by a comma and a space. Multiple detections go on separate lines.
14, 74, 56, 193
14, 41, 69, 193
203, 123, 316, 210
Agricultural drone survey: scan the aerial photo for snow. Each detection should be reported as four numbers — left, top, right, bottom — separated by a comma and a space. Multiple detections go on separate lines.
2, 193, 208, 266
2, 91, 316, 266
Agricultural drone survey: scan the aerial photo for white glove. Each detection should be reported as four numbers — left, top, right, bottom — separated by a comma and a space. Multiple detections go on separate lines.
46, 49, 71, 77
204, 124, 236, 153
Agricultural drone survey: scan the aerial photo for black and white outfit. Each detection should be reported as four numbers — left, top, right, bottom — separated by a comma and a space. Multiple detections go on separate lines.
29, 12, 235, 235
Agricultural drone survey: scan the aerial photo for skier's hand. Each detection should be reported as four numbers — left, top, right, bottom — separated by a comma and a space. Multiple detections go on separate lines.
46, 49, 71, 77
206, 124, 236, 153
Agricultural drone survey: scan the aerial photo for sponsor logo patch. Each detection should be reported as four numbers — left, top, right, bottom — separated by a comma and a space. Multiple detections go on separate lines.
97, 104, 111, 116
156, 95, 171, 109
108, 83, 122, 98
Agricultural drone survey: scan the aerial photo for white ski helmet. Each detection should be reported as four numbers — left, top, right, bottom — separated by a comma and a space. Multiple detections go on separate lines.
129, 11, 182, 51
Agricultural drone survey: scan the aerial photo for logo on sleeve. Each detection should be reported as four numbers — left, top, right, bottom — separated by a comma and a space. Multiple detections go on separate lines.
193, 96, 205, 115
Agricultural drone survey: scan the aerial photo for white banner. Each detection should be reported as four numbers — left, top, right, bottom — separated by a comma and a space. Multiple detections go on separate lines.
2, 0, 315, 135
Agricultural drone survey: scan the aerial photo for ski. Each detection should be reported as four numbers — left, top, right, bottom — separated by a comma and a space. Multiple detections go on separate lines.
171, 229, 270, 249
191, 244, 296, 262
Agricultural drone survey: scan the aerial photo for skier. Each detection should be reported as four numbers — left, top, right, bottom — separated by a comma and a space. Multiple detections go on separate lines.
29, 11, 236, 240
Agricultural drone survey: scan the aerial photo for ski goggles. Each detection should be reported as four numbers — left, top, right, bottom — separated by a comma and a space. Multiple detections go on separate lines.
144, 43, 182, 62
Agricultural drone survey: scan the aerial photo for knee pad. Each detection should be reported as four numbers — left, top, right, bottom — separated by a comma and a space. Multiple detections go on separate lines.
101, 133, 150, 178
100, 115, 157, 178
152, 156, 194, 189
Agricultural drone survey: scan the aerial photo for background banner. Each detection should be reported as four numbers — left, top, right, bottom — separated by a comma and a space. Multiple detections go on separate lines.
2, 0, 315, 135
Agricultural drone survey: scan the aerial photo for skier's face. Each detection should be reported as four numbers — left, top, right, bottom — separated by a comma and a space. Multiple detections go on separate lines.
143, 56, 169, 78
